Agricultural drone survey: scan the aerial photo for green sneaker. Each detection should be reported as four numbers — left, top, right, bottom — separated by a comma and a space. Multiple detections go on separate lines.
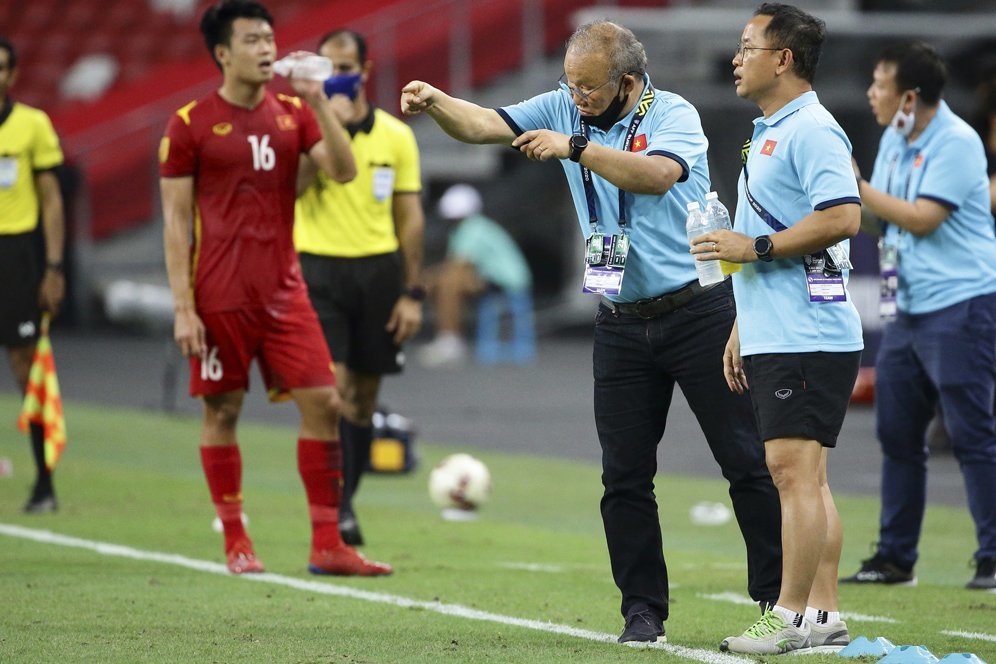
720, 609, 810, 655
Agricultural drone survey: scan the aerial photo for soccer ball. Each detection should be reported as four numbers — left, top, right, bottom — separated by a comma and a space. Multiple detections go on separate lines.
428, 453, 492, 511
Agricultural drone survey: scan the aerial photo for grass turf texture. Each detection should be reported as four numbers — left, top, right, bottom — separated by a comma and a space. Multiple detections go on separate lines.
1, 395, 994, 663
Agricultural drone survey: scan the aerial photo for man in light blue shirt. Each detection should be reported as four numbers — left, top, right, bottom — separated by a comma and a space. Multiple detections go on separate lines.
401, 19, 782, 645
692, 3, 862, 655
418, 183, 533, 367
840, 41, 996, 591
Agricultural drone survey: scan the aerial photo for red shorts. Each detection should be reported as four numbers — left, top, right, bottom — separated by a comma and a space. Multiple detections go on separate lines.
189, 292, 336, 398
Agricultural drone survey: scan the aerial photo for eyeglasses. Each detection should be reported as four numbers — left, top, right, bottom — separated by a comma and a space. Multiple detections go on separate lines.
735, 42, 784, 59
558, 73, 622, 103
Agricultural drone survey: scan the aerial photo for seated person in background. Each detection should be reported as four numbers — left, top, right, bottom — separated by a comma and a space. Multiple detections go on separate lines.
419, 184, 532, 367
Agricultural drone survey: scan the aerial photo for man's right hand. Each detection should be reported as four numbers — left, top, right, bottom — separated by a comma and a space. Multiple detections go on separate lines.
174, 307, 206, 358
400, 81, 437, 116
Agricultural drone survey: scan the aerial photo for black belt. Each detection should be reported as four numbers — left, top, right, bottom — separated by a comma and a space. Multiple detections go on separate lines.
600, 279, 724, 320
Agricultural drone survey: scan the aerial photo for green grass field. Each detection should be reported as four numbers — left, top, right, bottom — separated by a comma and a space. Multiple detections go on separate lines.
1, 395, 994, 663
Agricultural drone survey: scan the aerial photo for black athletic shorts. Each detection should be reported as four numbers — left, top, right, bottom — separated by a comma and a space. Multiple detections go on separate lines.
742, 351, 861, 448
0, 231, 41, 347
299, 251, 405, 375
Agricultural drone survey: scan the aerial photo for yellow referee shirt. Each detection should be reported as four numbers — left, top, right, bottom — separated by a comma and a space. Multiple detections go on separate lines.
0, 101, 64, 235
295, 107, 421, 257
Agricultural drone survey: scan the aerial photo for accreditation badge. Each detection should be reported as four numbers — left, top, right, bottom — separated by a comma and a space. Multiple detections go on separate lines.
372, 167, 395, 203
804, 252, 846, 302
0, 157, 18, 189
878, 238, 898, 321
582, 233, 627, 295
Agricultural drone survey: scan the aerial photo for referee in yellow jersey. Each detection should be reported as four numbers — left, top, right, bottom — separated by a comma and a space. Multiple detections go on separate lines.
295, 29, 425, 546
0, 36, 66, 513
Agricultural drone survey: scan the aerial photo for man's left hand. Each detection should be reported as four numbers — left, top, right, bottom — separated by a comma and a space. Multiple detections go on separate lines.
690, 230, 756, 264
386, 296, 423, 344
38, 270, 65, 316
513, 130, 570, 161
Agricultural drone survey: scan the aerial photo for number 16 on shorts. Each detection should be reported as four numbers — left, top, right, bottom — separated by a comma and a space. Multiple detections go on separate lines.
200, 346, 223, 381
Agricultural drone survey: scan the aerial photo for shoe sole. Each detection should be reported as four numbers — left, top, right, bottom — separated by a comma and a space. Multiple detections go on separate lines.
791, 645, 846, 655
841, 578, 917, 587
308, 563, 392, 577
619, 635, 667, 648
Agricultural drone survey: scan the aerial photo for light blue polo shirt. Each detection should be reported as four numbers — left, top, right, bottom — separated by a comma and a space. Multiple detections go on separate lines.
497, 75, 711, 302
448, 214, 532, 293
871, 101, 996, 315
732, 91, 863, 356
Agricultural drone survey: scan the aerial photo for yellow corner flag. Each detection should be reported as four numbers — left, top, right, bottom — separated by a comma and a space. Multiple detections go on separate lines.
18, 314, 67, 471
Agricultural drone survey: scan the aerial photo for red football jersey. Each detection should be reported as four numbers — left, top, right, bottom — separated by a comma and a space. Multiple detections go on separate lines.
160, 90, 323, 313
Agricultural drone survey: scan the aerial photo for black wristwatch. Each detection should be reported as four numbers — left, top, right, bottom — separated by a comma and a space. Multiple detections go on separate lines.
568, 134, 589, 163
753, 235, 774, 262
404, 285, 427, 302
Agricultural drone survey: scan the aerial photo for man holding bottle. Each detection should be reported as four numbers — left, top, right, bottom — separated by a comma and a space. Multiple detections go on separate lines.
401, 19, 781, 645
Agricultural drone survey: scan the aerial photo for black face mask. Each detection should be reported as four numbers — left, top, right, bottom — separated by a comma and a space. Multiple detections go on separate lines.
580, 79, 627, 131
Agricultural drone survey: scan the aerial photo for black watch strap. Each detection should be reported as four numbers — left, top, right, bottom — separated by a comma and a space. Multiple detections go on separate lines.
569, 135, 588, 163
404, 285, 427, 301
753, 235, 774, 262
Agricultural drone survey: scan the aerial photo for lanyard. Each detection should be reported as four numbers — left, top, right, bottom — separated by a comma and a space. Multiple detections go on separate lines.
880, 147, 921, 238
742, 162, 788, 232
580, 84, 656, 232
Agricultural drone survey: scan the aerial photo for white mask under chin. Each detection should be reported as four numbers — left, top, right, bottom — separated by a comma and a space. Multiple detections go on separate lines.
889, 94, 916, 137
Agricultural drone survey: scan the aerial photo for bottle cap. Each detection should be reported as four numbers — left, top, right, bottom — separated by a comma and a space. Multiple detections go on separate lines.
686, 201, 700, 211
705, 191, 718, 200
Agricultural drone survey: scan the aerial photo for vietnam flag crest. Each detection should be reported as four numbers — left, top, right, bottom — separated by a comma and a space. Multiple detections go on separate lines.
630, 134, 647, 152
18, 314, 67, 471
761, 139, 778, 156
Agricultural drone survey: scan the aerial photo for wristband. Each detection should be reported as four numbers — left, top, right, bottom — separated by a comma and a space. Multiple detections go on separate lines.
46, 262, 64, 273
404, 286, 427, 302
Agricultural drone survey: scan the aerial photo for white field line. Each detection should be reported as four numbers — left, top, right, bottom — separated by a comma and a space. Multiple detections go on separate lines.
942, 630, 996, 643
1, 523, 748, 664
698, 592, 899, 624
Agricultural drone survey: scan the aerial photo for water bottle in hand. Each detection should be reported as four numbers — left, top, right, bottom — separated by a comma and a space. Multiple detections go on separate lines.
686, 201, 724, 287
704, 191, 741, 276
272, 54, 333, 81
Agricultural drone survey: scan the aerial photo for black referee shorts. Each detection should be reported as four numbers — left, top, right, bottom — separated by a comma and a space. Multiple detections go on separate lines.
742, 351, 861, 448
299, 251, 405, 375
0, 231, 41, 347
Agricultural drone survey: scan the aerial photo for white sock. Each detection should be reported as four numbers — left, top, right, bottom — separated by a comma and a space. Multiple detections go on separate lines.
773, 605, 805, 628
805, 607, 840, 625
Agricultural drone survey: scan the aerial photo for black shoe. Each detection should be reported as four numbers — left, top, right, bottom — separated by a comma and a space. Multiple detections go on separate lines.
618, 609, 666, 645
967, 556, 996, 590
840, 554, 916, 586
23, 494, 58, 514
339, 511, 365, 546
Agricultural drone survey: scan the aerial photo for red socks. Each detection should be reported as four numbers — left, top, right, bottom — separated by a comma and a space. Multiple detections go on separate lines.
200, 445, 248, 552
297, 438, 344, 551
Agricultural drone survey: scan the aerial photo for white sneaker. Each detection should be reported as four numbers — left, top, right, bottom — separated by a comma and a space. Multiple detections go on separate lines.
418, 335, 468, 368
720, 610, 811, 655
803, 619, 849, 653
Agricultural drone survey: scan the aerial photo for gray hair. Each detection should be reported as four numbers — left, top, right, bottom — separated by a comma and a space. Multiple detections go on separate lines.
566, 20, 647, 80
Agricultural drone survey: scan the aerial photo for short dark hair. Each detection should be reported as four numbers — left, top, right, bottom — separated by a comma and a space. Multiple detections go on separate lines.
318, 29, 368, 64
200, 0, 273, 68
0, 35, 16, 69
753, 3, 826, 83
876, 41, 946, 106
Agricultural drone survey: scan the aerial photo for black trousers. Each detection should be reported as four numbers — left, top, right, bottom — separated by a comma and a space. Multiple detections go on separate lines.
593, 280, 782, 620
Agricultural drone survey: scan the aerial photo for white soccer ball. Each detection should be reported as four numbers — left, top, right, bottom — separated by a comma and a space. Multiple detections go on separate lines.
428, 453, 492, 511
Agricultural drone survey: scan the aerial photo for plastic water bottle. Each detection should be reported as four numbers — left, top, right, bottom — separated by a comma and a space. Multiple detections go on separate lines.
272, 54, 332, 81
703, 191, 741, 276
686, 201, 724, 286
